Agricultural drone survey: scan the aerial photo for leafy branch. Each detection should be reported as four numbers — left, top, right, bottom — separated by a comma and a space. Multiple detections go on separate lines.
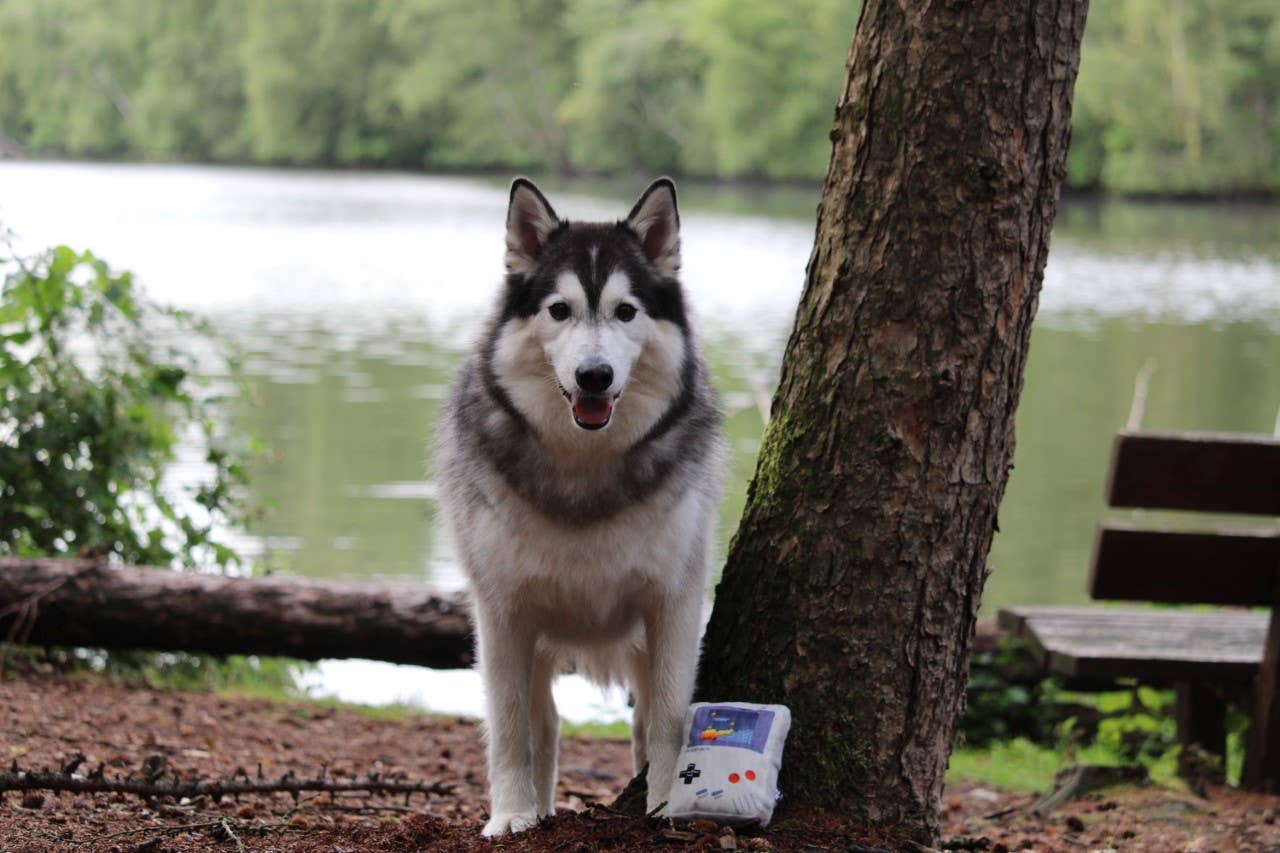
0, 230, 255, 570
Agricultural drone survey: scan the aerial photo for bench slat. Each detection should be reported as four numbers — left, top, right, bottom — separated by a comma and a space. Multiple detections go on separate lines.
998, 605, 1268, 687
1107, 431, 1280, 516
1089, 524, 1280, 606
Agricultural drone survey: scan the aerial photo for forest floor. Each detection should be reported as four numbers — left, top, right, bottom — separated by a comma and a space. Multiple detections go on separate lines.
4, 673, 1280, 852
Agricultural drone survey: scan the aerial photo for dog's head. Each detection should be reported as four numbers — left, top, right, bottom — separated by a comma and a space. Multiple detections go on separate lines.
488, 178, 688, 443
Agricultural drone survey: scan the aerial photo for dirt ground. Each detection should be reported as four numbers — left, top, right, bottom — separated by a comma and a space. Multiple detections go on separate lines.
3, 674, 1280, 852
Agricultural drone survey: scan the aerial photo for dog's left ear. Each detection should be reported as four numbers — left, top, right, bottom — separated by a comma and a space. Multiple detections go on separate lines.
626, 178, 680, 277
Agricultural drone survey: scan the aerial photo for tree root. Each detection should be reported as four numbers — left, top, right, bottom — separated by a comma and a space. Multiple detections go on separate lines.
1032, 764, 1148, 816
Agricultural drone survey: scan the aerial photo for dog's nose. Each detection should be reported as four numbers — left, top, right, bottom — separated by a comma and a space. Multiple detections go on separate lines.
575, 362, 614, 394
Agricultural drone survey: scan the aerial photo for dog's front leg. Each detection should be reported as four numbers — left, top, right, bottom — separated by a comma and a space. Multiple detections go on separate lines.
642, 596, 703, 814
475, 606, 539, 836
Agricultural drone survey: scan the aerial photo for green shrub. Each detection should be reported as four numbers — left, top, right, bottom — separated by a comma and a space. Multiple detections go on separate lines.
0, 233, 303, 692
1, 235, 251, 567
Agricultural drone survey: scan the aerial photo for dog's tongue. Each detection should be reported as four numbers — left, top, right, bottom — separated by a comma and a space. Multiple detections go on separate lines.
572, 393, 614, 426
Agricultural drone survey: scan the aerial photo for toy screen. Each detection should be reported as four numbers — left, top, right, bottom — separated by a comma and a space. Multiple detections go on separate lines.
687, 705, 775, 753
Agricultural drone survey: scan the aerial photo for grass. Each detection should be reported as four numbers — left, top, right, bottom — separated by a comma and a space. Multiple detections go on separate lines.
947, 738, 1128, 792
561, 719, 632, 739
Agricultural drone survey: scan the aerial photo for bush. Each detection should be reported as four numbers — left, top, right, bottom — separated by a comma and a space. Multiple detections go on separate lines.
1, 235, 252, 568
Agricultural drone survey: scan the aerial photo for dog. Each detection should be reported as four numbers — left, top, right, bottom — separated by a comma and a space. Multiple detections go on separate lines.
436, 177, 725, 836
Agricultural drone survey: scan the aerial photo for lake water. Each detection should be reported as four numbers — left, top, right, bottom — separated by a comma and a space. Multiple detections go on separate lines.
3, 162, 1278, 719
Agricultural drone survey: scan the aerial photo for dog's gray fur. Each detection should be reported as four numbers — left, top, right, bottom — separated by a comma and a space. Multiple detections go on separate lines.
436, 178, 725, 836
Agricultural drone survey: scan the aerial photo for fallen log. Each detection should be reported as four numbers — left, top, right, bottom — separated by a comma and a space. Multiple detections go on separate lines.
0, 557, 474, 668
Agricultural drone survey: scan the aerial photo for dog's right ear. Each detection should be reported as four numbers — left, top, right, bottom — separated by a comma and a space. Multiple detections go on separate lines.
506, 178, 560, 276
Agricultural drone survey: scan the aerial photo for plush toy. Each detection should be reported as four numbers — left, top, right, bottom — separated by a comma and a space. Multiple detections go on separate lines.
664, 702, 792, 826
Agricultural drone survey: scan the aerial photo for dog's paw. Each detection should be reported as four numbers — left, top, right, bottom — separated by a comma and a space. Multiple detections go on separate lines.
481, 810, 540, 837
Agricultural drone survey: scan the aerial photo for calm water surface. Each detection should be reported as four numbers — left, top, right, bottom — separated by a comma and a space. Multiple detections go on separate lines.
3, 162, 1278, 717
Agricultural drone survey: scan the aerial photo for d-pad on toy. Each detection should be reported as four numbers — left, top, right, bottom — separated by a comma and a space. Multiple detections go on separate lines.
678, 763, 701, 784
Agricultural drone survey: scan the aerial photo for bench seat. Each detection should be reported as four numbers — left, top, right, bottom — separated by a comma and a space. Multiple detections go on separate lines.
1000, 429, 1280, 789
998, 605, 1268, 688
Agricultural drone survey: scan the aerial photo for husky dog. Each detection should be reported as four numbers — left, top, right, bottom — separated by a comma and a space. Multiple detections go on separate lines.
436, 178, 725, 836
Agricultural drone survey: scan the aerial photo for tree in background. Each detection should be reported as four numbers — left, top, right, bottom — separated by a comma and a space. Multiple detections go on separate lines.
696, 0, 1088, 844
130, 0, 248, 161
0, 0, 144, 157
1070, 0, 1280, 193
243, 0, 399, 164
559, 0, 703, 174
0, 0, 1273, 191
382, 0, 574, 171
686, 0, 854, 179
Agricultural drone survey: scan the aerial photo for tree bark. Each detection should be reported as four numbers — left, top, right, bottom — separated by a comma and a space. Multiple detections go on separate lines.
0, 558, 473, 669
696, 0, 1088, 844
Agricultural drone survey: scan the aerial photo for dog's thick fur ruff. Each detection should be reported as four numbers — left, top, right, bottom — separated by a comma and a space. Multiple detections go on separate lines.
436, 178, 725, 836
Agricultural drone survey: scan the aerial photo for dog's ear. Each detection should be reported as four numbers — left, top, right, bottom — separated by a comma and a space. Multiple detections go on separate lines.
625, 178, 680, 277
506, 178, 560, 275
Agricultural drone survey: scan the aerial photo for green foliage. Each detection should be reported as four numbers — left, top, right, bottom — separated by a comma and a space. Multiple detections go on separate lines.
961, 639, 1048, 745
685, 0, 854, 178
90, 649, 305, 695
0, 1, 144, 157
559, 0, 704, 174
958, 667, 1254, 792
1072, 0, 1280, 194
0, 235, 292, 692
0, 0, 1275, 190
243, 0, 404, 164
382, 0, 576, 170
130, 0, 250, 161
561, 718, 632, 739
948, 737, 1112, 793
0, 236, 250, 568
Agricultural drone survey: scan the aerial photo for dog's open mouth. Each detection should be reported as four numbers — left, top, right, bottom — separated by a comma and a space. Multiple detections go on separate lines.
562, 388, 617, 430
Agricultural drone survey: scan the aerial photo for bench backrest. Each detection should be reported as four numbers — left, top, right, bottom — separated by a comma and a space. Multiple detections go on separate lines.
1089, 430, 1280, 606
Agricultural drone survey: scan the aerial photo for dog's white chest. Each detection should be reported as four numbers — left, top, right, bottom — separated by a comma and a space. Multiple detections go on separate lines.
460, 477, 709, 640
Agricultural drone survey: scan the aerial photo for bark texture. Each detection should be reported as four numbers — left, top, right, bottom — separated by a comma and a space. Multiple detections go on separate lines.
696, 0, 1089, 843
0, 558, 473, 669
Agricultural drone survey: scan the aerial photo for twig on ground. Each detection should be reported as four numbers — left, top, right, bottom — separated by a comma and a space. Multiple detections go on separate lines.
328, 802, 417, 814
95, 820, 233, 843
980, 796, 1036, 820
219, 817, 248, 852
93, 817, 304, 849
1, 755, 455, 803
645, 799, 668, 818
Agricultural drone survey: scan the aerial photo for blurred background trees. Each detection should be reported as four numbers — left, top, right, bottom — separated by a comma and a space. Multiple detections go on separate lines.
0, 0, 1276, 193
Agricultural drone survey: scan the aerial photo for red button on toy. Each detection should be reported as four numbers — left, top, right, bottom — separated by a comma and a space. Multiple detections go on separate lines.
728, 773, 740, 784
745, 770, 756, 781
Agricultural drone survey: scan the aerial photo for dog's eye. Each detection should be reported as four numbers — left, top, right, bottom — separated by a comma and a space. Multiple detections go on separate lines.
548, 302, 571, 321
616, 304, 637, 322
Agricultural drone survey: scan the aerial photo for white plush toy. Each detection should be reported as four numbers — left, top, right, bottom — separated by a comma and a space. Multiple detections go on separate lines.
664, 702, 792, 827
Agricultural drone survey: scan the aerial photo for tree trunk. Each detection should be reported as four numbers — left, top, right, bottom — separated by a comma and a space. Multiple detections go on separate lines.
0, 558, 473, 669
696, 0, 1088, 844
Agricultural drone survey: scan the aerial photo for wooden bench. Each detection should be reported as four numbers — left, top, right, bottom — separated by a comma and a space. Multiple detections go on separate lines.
999, 430, 1280, 791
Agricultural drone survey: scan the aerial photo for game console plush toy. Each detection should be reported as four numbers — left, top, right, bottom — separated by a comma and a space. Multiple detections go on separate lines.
664, 702, 792, 826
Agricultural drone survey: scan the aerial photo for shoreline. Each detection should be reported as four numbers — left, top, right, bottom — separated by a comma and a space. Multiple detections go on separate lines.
2, 149, 1277, 205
